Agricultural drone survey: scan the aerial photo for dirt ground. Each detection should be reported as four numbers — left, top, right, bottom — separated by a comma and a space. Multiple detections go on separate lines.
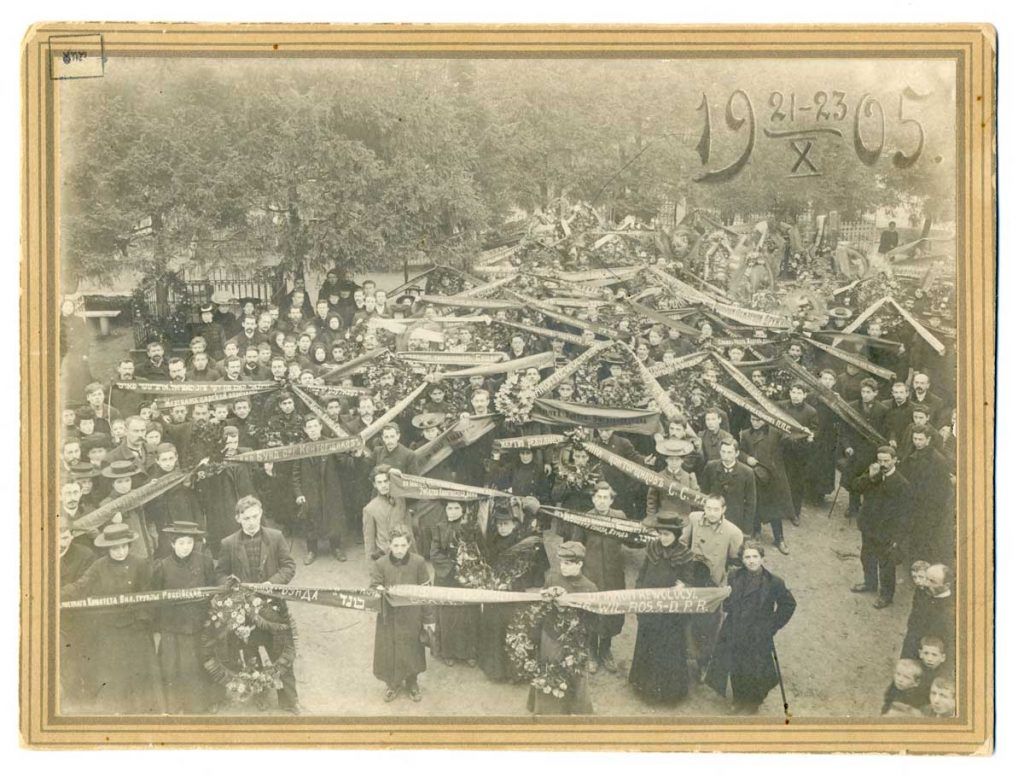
80, 324, 913, 720
237, 494, 912, 720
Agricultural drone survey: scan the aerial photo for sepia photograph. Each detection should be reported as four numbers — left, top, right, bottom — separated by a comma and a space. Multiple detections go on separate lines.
20, 23, 995, 751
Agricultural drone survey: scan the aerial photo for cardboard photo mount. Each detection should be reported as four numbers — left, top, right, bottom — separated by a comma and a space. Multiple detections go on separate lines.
20, 23, 995, 752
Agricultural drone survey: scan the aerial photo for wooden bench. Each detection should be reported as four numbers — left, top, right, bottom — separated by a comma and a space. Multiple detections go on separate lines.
80, 309, 122, 337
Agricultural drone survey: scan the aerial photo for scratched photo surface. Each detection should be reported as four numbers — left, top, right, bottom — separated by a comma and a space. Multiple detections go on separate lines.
56, 56, 959, 719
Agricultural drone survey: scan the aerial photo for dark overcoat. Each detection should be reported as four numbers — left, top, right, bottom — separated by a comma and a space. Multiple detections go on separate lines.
700, 460, 758, 536
428, 519, 479, 661
292, 451, 349, 541
60, 554, 165, 714
370, 552, 435, 686
738, 426, 794, 524
704, 566, 796, 704
195, 460, 256, 554
214, 527, 296, 584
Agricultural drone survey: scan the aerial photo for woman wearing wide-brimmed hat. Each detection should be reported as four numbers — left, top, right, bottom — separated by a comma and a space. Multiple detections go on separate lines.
628, 511, 708, 704
98, 459, 154, 559
60, 523, 165, 714
152, 521, 219, 713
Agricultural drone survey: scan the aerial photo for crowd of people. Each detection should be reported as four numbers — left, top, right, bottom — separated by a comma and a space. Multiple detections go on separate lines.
58, 248, 958, 718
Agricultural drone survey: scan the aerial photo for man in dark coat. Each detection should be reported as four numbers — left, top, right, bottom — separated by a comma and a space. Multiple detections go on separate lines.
850, 446, 910, 609
144, 442, 205, 558
192, 303, 226, 360
779, 383, 819, 525
106, 415, 155, 473
569, 482, 626, 673
739, 417, 793, 554
594, 427, 646, 518
840, 377, 889, 517
700, 438, 758, 536
910, 372, 948, 428
109, 357, 146, 418
215, 494, 298, 712
136, 341, 170, 381
704, 540, 797, 714
901, 426, 955, 564
373, 423, 416, 472
900, 563, 955, 662
194, 425, 256, 556
293, 414, 350, 565
882, 381, 916, 447
808, 368, 841, 501
878, 220, 900, 254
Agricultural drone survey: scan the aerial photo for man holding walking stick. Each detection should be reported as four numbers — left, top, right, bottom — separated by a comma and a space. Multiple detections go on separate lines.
703, 539, 797, 715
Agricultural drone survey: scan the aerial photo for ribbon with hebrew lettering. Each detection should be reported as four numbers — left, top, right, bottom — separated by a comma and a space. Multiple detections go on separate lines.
580, 441, 707, 506
799, 335, 897, 381
533, 339, 617, 396
498, 319, 591, 347
625, 299, 702, 337
410, 415, 499, 476
388, 470, 503, 502
226, 436, 365, 464
701, 379, 809, 439
396, 351, 508, 366
628, 350, 685, 422
493, 434, 567, 450
431, 351, 555, 380
319, 348, 388, 382
113, 381, 275, 395
532, 398, 663, 435
72, 469, 192, 533
780, 356, 888, 447
646, 351, 711, 379
711, 353, 809, 430
291, 385, 350, 440
539, 506, 657, 546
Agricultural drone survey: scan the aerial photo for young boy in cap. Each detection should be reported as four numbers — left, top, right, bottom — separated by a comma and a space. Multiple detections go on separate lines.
527, 541, 598, 714
152, 521, 218, 713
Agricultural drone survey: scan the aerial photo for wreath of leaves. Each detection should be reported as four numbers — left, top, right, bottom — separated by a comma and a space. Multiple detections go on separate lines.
494, 378, 538, 427
454, 531, 543, 592
201, 586, 298, 704
505, 599, 590, 700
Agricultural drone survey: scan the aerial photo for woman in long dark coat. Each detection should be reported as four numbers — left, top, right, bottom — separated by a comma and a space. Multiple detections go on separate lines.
60, 523, 165, 714
477, 508, 549, 682
428, 501, 479, 666
152, 521, 219, 713
738, 417, 794, 552
369, 525, 436, 702
628, 511, 707, 703
704, 540, 797, 714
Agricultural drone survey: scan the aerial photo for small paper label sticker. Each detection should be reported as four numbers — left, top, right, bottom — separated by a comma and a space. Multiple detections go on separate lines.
49, 35, 104, 80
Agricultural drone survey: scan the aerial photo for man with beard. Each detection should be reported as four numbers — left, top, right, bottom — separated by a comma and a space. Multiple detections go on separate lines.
242, 345, 271, 381
227, 314, 266, 354
293, 415, 350, 565
144, 442, 205, 558
109, 358, 146, 418
167, 357, 188, 384
902, 426, 955, 564
136, 341, 169, 381
910, 372, 947, 427
882, 381, 916, 448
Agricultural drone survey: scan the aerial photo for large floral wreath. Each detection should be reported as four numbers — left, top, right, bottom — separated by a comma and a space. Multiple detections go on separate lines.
505, 595, 590, 699
201, 585, 298, 704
